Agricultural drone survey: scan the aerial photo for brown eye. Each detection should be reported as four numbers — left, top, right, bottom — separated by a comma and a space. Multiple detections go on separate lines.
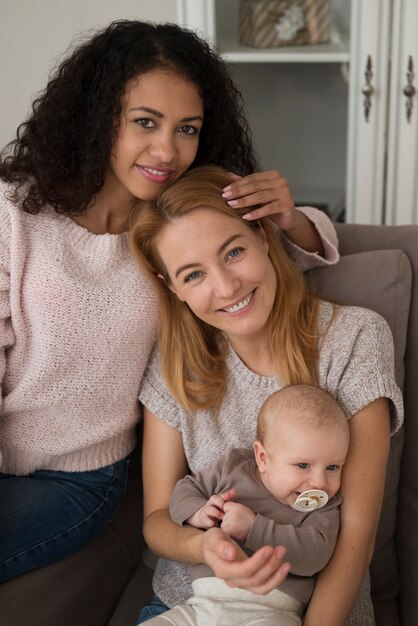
178, 125, 198, 136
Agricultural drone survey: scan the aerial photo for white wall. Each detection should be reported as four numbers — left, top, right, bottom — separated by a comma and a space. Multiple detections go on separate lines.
0, 0, 177, 148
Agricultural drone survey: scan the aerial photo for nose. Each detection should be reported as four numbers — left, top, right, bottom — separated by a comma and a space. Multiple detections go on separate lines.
148, 130, 176, 163
212, 267, 241, 299
308, 470, 327, 492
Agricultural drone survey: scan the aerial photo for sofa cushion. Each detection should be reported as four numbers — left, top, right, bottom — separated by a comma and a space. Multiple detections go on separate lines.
306, 249, 412, 389
306, 249, 412, 625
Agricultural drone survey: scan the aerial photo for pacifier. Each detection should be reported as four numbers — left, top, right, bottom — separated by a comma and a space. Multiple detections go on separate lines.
293, 489, 329, 512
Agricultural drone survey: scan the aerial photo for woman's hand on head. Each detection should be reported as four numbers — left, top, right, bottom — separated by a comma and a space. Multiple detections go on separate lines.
202, 527, 290, 595
222, 170, 325, 255
222, 171, 297, 231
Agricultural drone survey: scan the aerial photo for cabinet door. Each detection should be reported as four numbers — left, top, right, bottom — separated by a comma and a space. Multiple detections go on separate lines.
176, 0, 215, 39
346, 0, 391, 224
385, 0, 418, 225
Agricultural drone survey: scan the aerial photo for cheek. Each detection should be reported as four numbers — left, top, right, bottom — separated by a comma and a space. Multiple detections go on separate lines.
183, 288, 212, 317
180, 139, 200, 168
184, 294, 206, 315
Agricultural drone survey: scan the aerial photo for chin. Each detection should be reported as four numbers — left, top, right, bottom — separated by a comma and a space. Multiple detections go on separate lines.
133, 187, 162, 202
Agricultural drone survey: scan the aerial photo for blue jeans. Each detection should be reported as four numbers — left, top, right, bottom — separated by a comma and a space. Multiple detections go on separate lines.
136, 596, 170, 623
0, 456, 130, 582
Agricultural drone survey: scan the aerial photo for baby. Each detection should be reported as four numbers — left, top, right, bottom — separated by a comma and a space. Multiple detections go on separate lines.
147, 384, 349, 626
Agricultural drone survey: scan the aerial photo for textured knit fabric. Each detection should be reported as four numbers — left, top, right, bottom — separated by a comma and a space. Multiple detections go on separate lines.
170, 448, 342, 606
0, 181, 158, 475
138, 301, 403, 614
0, 177, 339, 476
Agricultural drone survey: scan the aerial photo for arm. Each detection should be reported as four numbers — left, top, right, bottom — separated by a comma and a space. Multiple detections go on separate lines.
244, 504, 341, 576
303, 398, 390, 626
169, 466, 237, 530
0, 205, 14, 414
142, 407, 291, 594
221, 170, 339, 260
172, 470, 332, 565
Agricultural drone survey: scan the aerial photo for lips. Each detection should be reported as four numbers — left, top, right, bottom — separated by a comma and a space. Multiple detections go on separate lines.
220, 289, 255, 314
137, 165, 173, 183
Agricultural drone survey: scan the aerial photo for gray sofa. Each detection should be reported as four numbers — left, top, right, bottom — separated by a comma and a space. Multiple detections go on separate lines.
1, 222, 417, 626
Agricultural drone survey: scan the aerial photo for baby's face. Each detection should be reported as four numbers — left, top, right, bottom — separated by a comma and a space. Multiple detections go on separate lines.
255, 422, 348, 508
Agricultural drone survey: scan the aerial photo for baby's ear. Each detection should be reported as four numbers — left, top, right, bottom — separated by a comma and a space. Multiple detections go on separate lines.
253, 440, 267, 473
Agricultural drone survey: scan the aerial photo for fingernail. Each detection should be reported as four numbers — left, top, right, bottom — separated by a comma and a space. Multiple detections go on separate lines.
227, 200, 239, 207
224, 545, 234, 559
242, 213, 253, 220
222, 190, 232, 198
275, 546, 287, 559
222, 185, 232, 193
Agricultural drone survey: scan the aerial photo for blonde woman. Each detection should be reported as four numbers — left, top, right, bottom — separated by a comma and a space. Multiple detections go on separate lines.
130, 165, 403, 625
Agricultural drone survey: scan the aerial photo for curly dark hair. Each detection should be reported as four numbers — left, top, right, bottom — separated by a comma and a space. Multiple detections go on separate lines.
0, 20, 259, 215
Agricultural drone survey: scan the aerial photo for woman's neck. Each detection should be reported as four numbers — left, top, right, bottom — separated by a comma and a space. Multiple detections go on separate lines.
228, 336, 276, 377
73, 177, 137, 235
73, 205, 131, 235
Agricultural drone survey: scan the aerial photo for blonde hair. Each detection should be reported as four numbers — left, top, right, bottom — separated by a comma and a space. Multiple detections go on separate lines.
257, 384, 348, 445
130, 165, 319, 412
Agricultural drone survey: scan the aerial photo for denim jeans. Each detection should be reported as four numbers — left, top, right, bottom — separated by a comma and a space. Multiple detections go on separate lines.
0, 456, 130, 582
136, 596, 170, 624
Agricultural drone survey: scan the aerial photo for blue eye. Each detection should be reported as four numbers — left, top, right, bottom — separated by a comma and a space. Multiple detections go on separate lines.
228, 247, 243, 259
185, 271, 202, 283
327, 465, 338, 471
297, 463, 309, 470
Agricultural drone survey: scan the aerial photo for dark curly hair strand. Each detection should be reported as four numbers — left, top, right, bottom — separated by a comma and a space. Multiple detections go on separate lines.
0, 20, 259, 214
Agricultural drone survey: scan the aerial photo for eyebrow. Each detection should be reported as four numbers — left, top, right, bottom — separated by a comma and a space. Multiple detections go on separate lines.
174, 234, 243, 279
128, 105, 203, 123
289, 458, 346, 465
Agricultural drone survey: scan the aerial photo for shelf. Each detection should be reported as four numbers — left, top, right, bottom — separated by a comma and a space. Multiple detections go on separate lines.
219, 29, 349, 64
293, 186, 345, 222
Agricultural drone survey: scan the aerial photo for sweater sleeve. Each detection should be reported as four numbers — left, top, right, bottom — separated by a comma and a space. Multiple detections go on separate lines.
139, 344, 187, 430
245, 498, 341, 576
169, 456, 227, 526
279, 206, 340, 272
320, 305, 404, 433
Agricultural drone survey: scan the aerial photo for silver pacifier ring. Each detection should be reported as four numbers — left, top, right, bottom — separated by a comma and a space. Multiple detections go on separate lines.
293, 489, 329, 512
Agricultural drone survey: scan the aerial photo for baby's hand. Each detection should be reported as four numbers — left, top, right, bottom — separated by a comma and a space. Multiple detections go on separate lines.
221, 501, 256, 541
187, 494, 228, 529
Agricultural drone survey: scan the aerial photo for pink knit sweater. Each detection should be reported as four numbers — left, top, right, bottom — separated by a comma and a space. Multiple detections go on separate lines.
0, 180, 338, 475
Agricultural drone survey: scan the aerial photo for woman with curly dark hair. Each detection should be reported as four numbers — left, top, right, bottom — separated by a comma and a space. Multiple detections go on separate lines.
0, 19, 339, 583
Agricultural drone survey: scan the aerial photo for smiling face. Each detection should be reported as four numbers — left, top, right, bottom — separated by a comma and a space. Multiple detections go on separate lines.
155, 207, 277, 348
108, 68, 204, 203
254, 420, 348, 508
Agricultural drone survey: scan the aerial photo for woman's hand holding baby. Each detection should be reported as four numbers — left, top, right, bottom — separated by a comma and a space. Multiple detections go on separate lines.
201, 527, 290, 595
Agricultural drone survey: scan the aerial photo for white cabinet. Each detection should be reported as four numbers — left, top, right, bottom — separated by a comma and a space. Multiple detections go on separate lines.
177, 0, 418, 225
347, 0, 418, 224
